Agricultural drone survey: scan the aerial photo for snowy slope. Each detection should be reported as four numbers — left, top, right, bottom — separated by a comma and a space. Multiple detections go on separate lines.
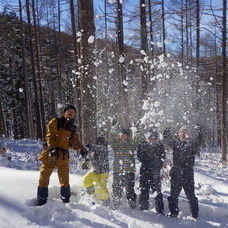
0, 139, 227, 228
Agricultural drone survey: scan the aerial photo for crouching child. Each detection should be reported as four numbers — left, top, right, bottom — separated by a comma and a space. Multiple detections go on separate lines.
82, 136, 110, 206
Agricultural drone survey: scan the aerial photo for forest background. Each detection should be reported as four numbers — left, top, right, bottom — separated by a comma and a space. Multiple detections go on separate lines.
0, 0, 227, 161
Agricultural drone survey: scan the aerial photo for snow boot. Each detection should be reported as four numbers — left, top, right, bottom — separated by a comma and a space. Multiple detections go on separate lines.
37, 186, 48, 206
60, 185, 71, 203
111, 197, 121, 210
189, 197, 199, 219
101, 198, 111, 207
86, 185, 95, 194
128, 199, 136, 209
155, 193, 164, 214
139, 194, 149, 210
168, 196, 179, 217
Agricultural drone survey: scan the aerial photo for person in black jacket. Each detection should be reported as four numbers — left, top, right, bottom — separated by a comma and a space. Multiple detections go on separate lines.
163, 125, 203, 219
137, 130, 166, 213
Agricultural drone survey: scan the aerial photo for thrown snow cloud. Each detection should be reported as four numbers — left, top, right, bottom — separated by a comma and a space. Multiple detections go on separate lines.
88, 36, 95, 43
157, 42, 163, 48
123, 80, 128, 86
77, 31, 82, 37
109, 68, 114, 74
57, 103, 63, 109
140, 50, 147, 56
119, 56, 125, 63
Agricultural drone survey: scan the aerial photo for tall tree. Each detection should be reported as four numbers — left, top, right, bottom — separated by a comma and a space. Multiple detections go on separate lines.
221, 0, 227, 162
161, 0, 166, 55
196, 0, 200, 70
140, 0, 148, 98
78, 0, 97, 143
19, 0, 34, 138
25, 0, 43, 139
0, 96, 7, 137
69, 0, 82, 135
31, 0, 46, 136
116, 0, 129, 126
193, 0, 201, 120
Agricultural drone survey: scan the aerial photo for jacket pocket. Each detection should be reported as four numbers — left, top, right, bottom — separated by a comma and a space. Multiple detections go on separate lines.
38, 148, 50, 163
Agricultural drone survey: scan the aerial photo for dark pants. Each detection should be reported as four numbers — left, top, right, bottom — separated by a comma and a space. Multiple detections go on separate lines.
139, 167, 164, 212
168, 167, 199, 218
112, 172, 136, 203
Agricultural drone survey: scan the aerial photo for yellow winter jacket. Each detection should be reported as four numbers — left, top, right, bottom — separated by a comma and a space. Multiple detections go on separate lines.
39, 118, 82, 163
46, 118, 82, 150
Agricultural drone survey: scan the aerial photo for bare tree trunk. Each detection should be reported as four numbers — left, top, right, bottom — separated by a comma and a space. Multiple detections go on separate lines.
221, 0, 227, 162
104, 0, 110, 137
181, 0, 184, 59
116, 0, 129, 127
19, 0, 34, 138
140, 0, 148, 98
0, 95, 7, 137
25, 0, 42, 139
69, 0, 82, 137
185, 0, 189, 64
78, 0, 97, 143
148, 0, 154, 60
196, 0, 200, 70
31, 0, 46, 137
57, 0, 63, 105
161, 0, 166, 55
194, 0, 200, 116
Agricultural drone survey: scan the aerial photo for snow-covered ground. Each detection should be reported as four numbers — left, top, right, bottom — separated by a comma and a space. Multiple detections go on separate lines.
0, 138, 227, 228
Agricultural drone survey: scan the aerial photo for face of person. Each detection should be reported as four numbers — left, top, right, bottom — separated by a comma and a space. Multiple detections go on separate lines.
148, 137, 157, 142
119, 133, 129, 141
64, 109, 76, 119
178, 129, 189, 142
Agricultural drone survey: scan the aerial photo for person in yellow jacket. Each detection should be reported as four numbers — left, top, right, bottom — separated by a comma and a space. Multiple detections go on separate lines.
82, 136, 110, 205
36, 104, 86, 206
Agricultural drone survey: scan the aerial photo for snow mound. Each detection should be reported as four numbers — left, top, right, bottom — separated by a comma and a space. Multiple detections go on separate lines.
199, 184, 214, 195
24, 199, 78, 226
0, 156, 10, 167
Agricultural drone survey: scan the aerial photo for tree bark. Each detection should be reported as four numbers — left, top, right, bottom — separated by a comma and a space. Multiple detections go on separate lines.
221, 0, 227, 162
161, 0, 166, 55
140, 0, 148, 98
116, 0, 129, 127
25, 0, 43, 139
31, 0, 46, 137
69, 0, 82, 136
19, 0, 34, 138
78, 0, 97, 143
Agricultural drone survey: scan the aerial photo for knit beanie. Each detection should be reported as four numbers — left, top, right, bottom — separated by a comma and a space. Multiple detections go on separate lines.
63, 104, 76, 113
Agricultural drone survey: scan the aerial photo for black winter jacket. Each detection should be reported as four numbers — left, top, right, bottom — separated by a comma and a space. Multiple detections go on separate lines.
137, 141, 166, 170
86, 144, 109, 174
163, 128, 203, 171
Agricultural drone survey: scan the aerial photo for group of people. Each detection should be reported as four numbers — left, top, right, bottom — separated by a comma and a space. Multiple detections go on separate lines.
36, 104, 203, 219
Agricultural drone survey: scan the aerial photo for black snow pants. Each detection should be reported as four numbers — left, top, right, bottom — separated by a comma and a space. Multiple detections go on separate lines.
168, 166, 199, 218
139, 167, 164, 212
112, 172, 137, 204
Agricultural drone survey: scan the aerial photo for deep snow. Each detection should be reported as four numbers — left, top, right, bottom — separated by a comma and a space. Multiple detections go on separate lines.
0, 138, 227, 228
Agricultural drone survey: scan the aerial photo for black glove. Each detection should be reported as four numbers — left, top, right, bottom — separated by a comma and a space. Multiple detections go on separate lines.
112, 119, 118, 126
65, 119, 76, 131
163, 128, 171, 136
48, 147, 57, 162
80, 147, 89, 158
48, 146, 56, 153
133, 120, 140, 127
